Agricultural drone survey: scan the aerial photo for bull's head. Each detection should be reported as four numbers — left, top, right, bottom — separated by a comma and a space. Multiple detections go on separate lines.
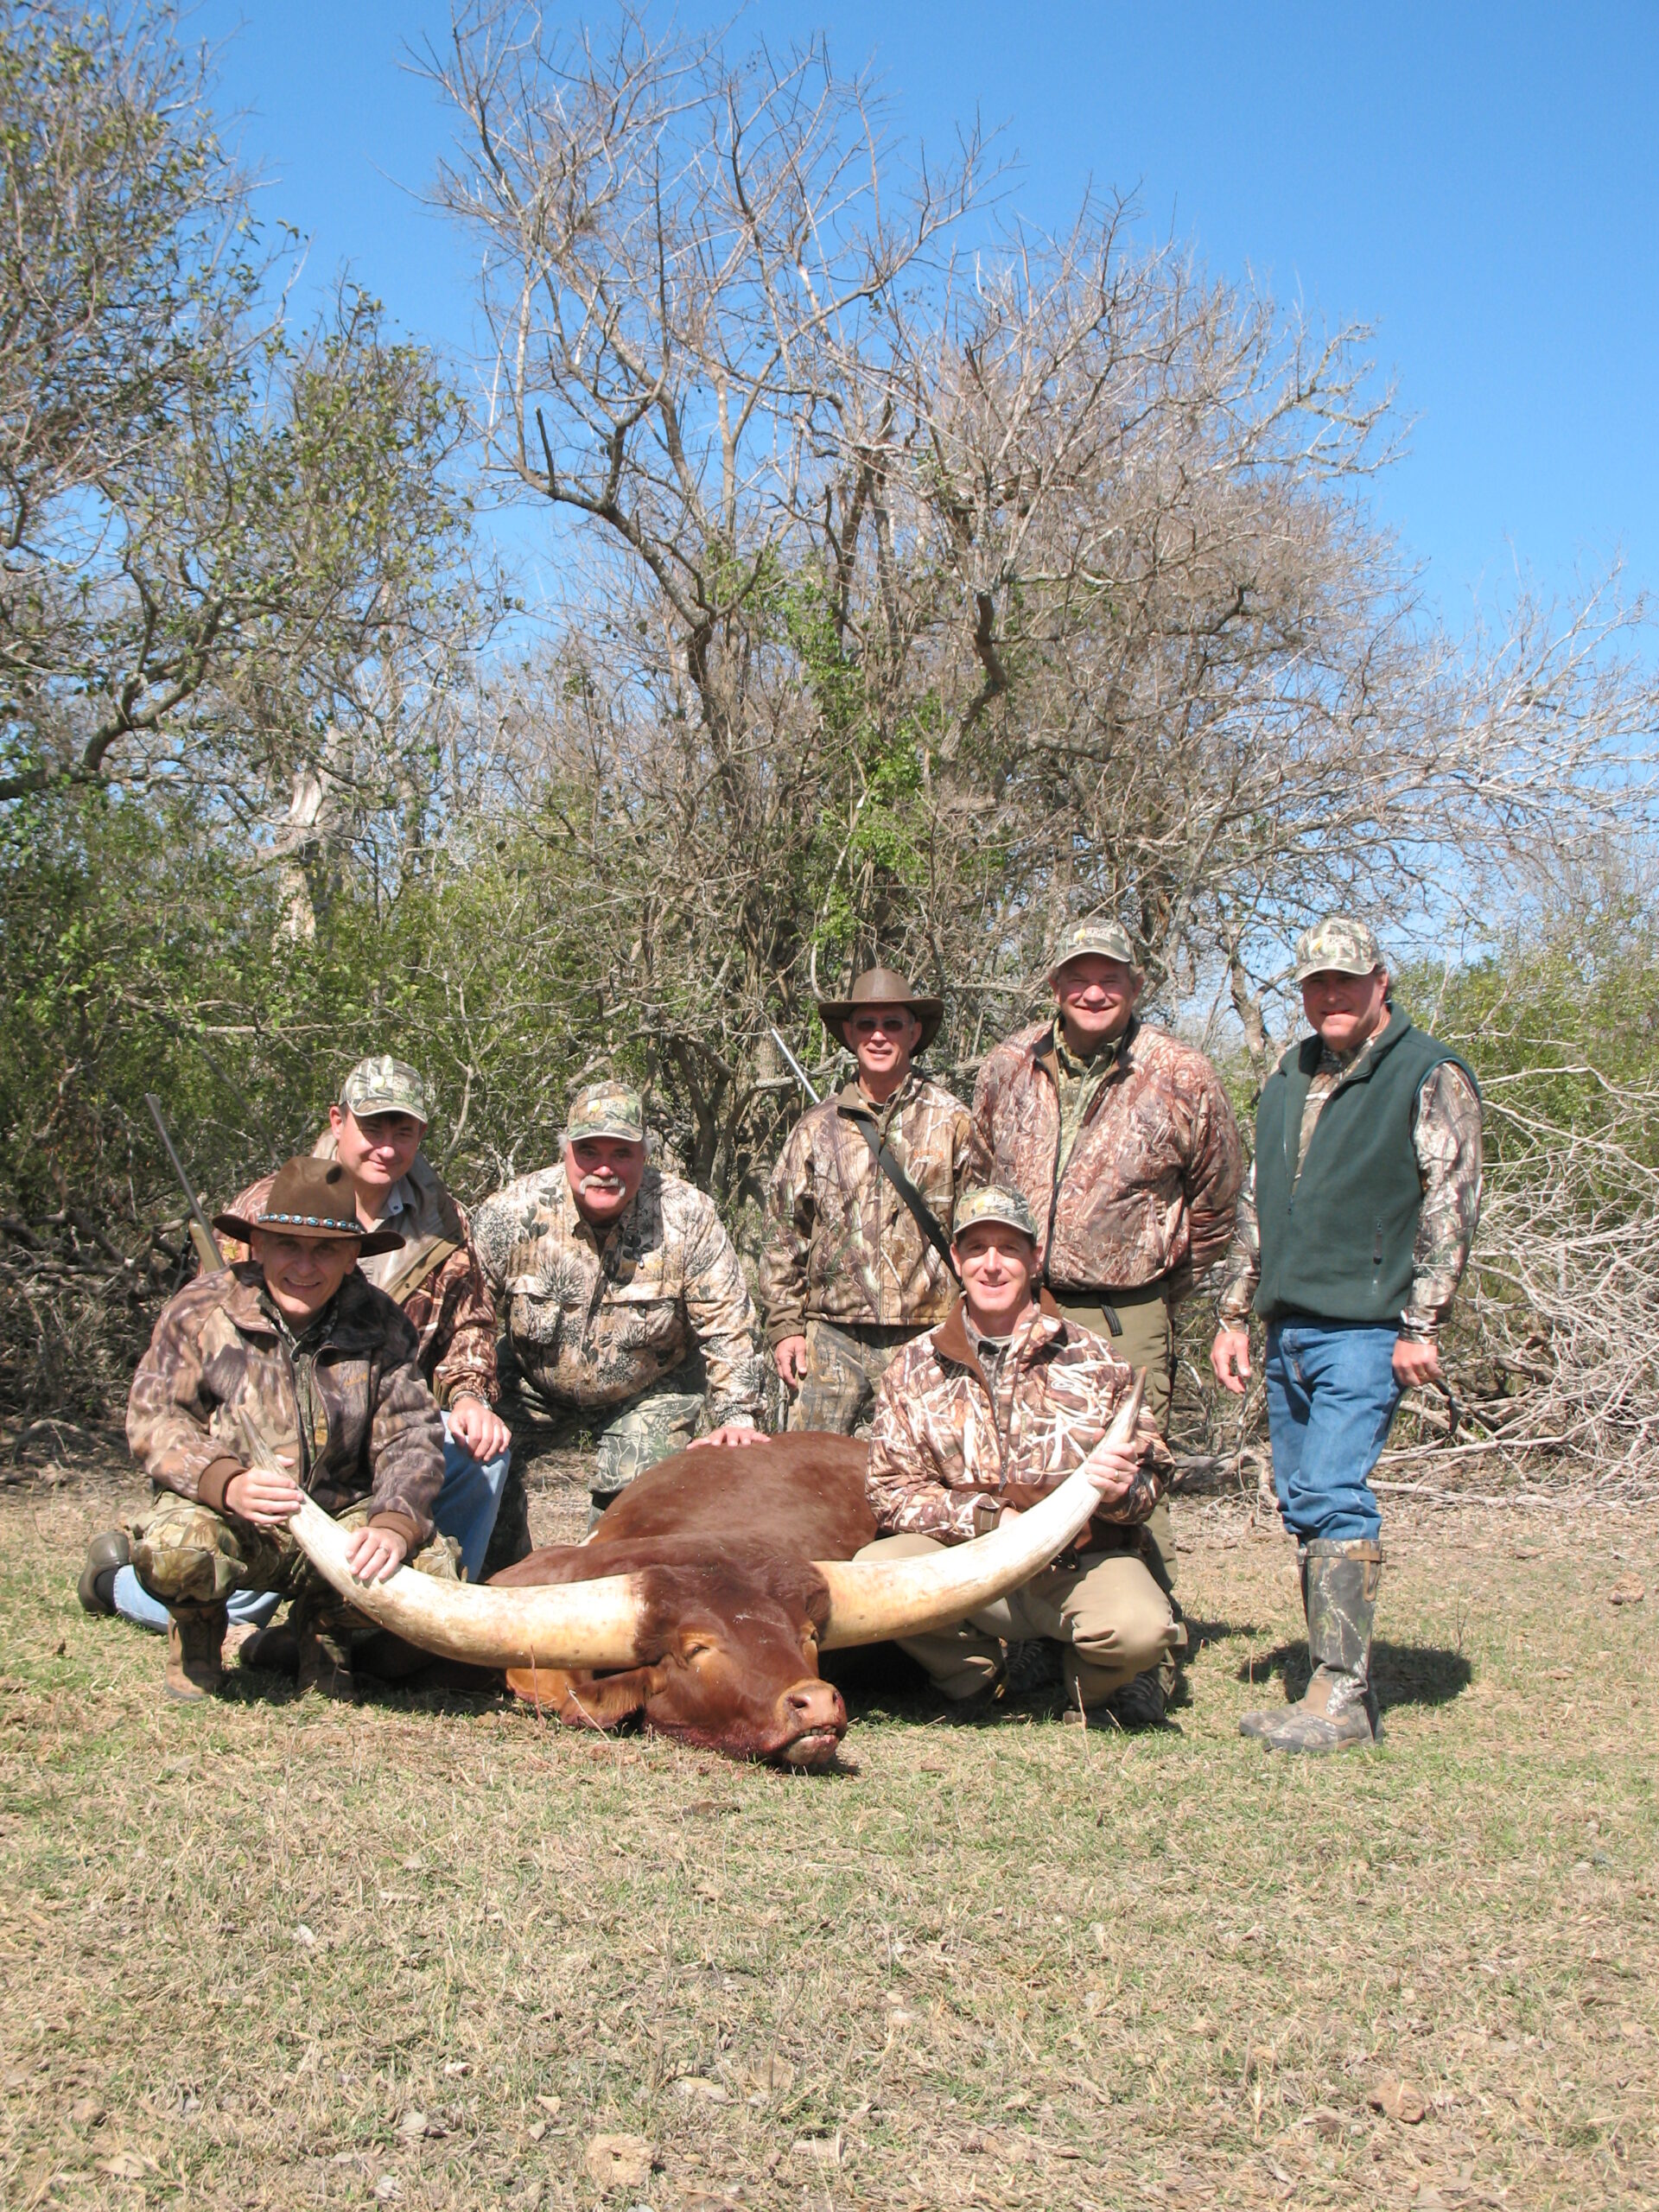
285, 1379, 1142, 1768
493, 1543, 847, 1769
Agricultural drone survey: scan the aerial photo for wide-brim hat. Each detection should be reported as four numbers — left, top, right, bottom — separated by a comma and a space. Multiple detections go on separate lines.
214, 1156, 404, 1255
817, 965, 944, 1052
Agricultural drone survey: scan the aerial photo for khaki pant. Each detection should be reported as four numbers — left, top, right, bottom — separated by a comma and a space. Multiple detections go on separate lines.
1051, 1284, 1179, 1595
787, 1317, 922, 1437
854, 1532, 1179, 1708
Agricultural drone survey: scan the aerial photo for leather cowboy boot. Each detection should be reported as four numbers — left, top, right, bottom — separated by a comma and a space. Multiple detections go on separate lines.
238, 1618, 300, 1676
164, 1602, 228, 1701
78, 1529, 130, 1616
1247, 1539, 1383, 1753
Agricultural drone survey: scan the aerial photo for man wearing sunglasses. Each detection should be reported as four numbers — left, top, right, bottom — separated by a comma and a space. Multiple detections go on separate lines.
762, 967, 973, 1435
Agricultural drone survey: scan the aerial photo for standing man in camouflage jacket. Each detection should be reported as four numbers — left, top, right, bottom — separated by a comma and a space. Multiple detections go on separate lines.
473, 1083, 767, 1525
1212, 917, 1482, 1754
970, 918, 1243, 1653
125, 1156, 451, 1702
857, 1185, 1180, 1722
762, 967, 974, 1435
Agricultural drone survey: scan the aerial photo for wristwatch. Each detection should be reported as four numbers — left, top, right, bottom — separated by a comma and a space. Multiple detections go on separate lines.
972, 1494, 1003, 1538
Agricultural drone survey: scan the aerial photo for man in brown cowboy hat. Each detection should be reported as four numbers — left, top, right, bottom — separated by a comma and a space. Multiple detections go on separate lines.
970, 918, 1243, 1719
80, 1053, 518, 1653
124, 1156, 451, 1702
761, 966, 974, 1435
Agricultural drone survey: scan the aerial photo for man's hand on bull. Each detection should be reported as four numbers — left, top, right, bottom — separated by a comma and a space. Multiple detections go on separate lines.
449, 1392, 512, 1463
224, 1460, 305, 1529
690, 1421, 769, 1450
774, 1335, 809, 1390
343, 1522, 410, 1584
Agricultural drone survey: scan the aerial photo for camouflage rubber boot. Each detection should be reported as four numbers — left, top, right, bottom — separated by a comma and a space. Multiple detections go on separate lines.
296, 1609, 357, 1700
1249, 1539, 1383, 1754
164, 1603, 228, 1702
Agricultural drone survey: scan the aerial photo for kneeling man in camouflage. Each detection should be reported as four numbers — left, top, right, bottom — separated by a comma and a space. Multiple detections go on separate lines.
473, 1082, 766, 1525
126, 1156, 450, 1701
856, 1185, 1182, 1723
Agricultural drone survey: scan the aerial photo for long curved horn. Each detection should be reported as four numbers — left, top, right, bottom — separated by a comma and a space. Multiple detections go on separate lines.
816, 1372, 1147, 1649
287, 1495, 649, 1670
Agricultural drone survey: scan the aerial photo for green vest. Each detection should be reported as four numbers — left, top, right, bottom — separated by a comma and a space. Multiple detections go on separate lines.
1252, 1014, 1476, 1325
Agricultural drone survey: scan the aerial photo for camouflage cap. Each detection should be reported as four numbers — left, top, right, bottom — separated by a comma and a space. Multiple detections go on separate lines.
1046, 917, 1140, 981
953, 1184, 1040, 1244
563, 1080, 646, 1145
1293, 915, 1385, 983
340, 1054, 429, 1122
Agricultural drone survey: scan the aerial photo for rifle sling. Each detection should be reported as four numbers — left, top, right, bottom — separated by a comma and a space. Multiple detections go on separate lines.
380, 1235, 461, 1306
842, 1105, 960, 1286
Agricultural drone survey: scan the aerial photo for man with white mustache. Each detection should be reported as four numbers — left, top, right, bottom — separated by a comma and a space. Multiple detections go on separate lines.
472, 1083, 766, 1526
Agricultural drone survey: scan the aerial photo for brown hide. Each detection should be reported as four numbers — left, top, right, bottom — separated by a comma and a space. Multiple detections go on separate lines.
591, 1433, 876, 1555
493, 1434, 875, 1766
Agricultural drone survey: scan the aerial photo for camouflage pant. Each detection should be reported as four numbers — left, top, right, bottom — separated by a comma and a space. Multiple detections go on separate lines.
574, 1370, 704, 1527
1049, 1285, 1179, 1596
132, 1493, 460, 1622
787, 1318, 923, 1438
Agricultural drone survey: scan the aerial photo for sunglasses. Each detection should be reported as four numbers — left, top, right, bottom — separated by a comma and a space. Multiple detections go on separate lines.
851, 1014, 914, 1035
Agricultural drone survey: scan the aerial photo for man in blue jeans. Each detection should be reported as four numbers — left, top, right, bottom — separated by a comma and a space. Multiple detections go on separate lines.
1211, 918, 1482, 1753
79, 1055, 513, 1664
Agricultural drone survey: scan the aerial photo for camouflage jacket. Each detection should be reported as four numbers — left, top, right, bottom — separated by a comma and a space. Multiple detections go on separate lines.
969, 1017, 1243, 1298
1215, 1037, 1484, 1341
760, 1074, 974, 1343
221, 1140, 499, 1411
126, 1263, 444, 1548
866, 1296, 1170, 1544
472, 1165, 766, 1422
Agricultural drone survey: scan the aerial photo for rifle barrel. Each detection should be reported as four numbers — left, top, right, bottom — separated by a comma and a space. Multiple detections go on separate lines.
146, 1093, 227, 1274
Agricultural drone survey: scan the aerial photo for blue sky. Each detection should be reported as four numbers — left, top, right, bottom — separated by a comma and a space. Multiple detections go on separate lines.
194, 1, 1659, 619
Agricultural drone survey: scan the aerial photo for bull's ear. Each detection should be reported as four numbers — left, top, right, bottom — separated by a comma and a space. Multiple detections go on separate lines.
505, 1664, 665, 1732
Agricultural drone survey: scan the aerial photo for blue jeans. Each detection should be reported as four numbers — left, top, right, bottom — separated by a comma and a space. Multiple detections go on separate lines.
1263, 1319, 1400, 1544
113, 1414, 512, 1632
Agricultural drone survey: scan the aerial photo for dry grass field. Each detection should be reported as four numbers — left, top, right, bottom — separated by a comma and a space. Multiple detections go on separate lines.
1, 1440, 1655, 2212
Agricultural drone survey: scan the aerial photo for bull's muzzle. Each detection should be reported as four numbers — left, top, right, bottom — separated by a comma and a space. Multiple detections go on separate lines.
775, 1678, 848, 1768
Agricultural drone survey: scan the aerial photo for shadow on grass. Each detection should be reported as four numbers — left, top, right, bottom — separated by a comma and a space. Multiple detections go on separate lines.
1236, 1639, 1473, 1710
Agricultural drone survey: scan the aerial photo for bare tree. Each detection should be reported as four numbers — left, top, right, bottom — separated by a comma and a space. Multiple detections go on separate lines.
429, 3, 1659, 1221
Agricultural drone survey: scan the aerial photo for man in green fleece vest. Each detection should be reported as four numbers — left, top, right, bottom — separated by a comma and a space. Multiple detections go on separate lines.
1211, 917, 1482, 1753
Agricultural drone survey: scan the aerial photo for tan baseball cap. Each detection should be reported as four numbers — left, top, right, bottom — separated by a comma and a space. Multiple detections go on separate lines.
1293, 915, 1385, 982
